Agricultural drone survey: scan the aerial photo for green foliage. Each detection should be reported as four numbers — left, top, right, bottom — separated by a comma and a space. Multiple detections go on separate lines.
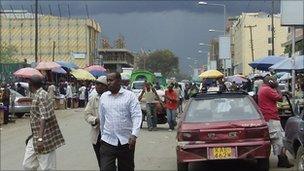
284, 40, 304, 56
0, 43, 19, 63
144, 49, 179, 78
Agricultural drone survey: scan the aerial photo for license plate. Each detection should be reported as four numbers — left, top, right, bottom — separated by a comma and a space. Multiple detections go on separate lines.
208, 147, 235, 159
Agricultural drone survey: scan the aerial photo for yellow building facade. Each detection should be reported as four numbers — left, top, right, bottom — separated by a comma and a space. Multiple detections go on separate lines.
230, 12, 288, 75
0, 11, 101, 68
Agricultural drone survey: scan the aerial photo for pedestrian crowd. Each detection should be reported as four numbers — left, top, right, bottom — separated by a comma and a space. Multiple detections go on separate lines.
2, 71, 304, 170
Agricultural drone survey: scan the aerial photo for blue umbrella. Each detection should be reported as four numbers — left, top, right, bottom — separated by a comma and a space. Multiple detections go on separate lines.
51, 67, 67, 74
55, 61, 79, 70
248, 56, 286, 71
89, 70, 107, 78
269, 55, 304, 71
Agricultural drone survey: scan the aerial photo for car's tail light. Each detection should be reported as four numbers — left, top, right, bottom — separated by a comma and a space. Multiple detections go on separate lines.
245, 127, 269, 139
177, 131, 200, 141
16, 98, 32, 105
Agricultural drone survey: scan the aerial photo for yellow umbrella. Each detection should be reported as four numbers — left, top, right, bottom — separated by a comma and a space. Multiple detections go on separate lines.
70, 69, 96, 81
199, 70, 224, 79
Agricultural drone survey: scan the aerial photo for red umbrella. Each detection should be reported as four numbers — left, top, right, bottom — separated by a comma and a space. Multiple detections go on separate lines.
36, 61, 61, 70
84, 65, 106, 72
13, 67, 43, 78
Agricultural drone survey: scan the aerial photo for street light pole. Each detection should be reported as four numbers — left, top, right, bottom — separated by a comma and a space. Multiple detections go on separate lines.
35, 0, 38, 62
198, 2, 227, 75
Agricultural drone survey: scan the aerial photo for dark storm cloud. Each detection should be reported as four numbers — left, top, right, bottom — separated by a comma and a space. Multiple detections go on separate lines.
1, 0, 280, 16
1, 0, 281, 75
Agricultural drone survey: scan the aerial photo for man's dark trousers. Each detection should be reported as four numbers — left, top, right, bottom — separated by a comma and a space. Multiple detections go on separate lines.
99, 140, 135, 171
93, 134, 101, 169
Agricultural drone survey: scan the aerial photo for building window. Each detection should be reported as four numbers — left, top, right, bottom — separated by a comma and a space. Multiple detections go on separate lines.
268, 37, 272, 44
268, 50, 273, 56
268, 25, 271, 31
288, 27, 291, 33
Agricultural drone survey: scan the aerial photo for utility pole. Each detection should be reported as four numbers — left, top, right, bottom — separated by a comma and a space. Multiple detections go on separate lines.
244, 25, 257, 63
52, 41, 56, 62
271, 0, 275, 55
35, 0, 38, 62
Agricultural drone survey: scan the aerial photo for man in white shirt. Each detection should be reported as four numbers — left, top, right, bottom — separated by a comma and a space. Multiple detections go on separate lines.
79, 84, 86, 108
99, 72, 142, 171
66, 83, 73, 109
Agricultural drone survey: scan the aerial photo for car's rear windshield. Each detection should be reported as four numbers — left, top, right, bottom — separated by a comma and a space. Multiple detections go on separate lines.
185, 96, 261, 122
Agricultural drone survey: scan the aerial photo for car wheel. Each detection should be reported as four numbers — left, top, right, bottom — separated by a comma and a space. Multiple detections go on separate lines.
15, 113, 24, 118
257, 158, 269, 171
296, 146, 304, 171
177, 162, 188, 171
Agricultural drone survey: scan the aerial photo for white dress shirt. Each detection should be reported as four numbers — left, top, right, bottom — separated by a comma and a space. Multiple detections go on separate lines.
66, 85, 73, 98
99, 87, 142, 146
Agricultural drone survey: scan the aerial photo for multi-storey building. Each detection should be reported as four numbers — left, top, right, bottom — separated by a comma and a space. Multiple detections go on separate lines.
230, 12, 288, 75
0, 10, 101, 68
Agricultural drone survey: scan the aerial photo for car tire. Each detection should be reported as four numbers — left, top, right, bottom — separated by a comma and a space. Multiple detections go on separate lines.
15, 113, 24, 118
177, 162, 188, 171
257, 158, 269, 171
296, 146, 304, 171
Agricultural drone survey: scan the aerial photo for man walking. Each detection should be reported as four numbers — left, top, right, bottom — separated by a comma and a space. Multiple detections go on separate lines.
22, 75, 65, 170
258, 75, 293, 168
66, 82, 73, 109
138, 82, 160, 131
163, 83, 178, 131
84, 76, 108, 170
99, 72, 142, 171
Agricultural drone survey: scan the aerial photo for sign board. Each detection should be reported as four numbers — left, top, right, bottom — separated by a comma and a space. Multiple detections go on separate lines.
281, 0, 304, 26
219, 36, 231, 59
71, 52, 86, 59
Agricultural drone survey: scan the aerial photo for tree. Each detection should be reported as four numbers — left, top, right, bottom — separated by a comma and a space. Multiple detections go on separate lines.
139, 49, 179, 78
0, 43, 18, 63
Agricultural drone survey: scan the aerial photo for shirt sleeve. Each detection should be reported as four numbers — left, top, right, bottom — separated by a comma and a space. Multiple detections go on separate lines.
267, 87, 282, 101
99, 96, 105, 134
84, 97, 98, 125
129, 93, 142, 137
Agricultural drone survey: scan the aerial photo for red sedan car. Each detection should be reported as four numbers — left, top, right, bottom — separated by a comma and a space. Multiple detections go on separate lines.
176, 92, 271, 171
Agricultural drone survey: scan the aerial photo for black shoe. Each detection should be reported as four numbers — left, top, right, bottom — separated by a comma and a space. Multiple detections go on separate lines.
277, 155, 294, 168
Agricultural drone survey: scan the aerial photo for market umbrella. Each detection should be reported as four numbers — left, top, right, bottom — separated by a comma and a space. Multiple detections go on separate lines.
89, 70, 107, 78
51, 67, 67, 74
84, 65, 106, 72
269, 55, 304, 71
226, 75, 248, 84
70, 69, 96, 81
56, 61, 79, 70
248, 56, 286, 71
36, 61, 61, 70
199, 70, 224, 79
13, 67, 43, 78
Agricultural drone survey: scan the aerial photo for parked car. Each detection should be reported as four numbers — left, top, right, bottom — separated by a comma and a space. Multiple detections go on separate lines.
284, 105, 304, 171
9, 89, 32, 118
176, 92, 271, 171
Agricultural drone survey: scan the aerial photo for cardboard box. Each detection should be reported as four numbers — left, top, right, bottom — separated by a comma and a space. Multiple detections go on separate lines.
55, 98, 66, 110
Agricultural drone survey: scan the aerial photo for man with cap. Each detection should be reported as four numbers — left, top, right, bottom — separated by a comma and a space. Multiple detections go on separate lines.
84, 76, 108, 169
22, 75, 65, 170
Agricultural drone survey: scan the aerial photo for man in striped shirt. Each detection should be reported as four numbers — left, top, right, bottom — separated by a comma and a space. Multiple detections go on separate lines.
99, 72, 142, 171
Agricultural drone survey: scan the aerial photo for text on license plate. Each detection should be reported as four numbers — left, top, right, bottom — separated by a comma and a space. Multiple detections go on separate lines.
209, 147, 235, 159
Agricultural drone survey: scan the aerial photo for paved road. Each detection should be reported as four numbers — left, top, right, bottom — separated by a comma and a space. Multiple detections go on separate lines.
0, 109, 295, 170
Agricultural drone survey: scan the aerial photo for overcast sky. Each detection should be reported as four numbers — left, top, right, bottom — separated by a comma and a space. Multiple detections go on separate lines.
1, 0, 281, 76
